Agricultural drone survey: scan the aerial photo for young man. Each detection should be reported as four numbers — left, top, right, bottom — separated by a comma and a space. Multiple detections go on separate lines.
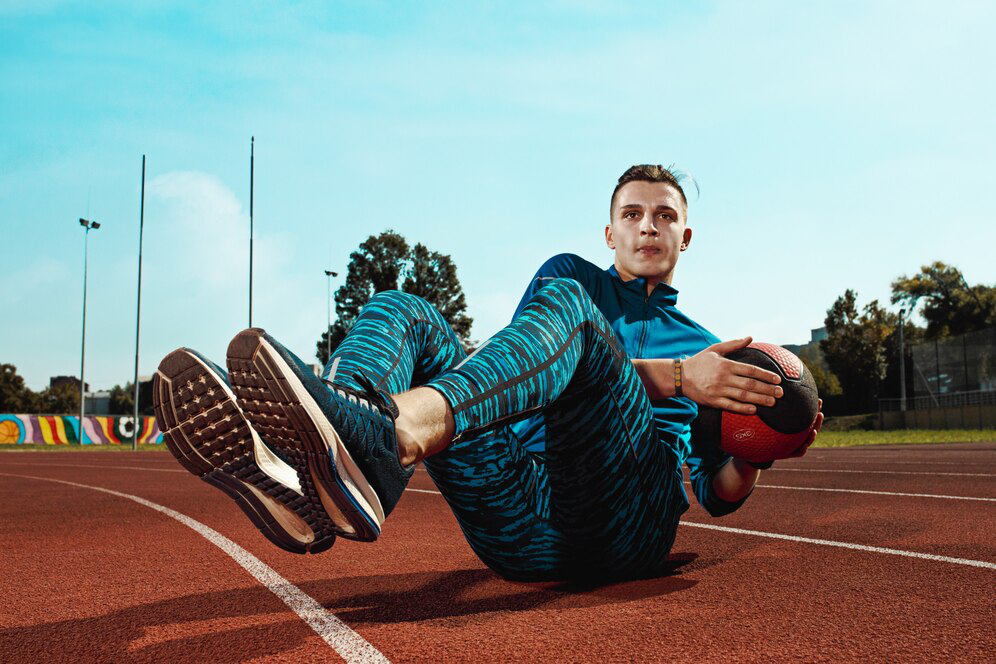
154, 165, 823, 581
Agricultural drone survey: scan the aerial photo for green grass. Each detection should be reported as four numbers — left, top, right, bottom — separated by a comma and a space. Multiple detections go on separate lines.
0, 443, 167, 453
813, 429, 996, 447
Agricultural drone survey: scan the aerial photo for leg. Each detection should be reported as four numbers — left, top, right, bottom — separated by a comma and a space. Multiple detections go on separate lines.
424, 278, 684, 579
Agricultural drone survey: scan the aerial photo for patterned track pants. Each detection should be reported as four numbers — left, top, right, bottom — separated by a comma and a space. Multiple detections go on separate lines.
324, 278, 685, 581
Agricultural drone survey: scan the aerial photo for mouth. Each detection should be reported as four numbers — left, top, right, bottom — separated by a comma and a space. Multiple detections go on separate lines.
636, 246, 661, 255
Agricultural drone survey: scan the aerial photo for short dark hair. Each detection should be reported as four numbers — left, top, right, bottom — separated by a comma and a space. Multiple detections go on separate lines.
610, 164, 693, 216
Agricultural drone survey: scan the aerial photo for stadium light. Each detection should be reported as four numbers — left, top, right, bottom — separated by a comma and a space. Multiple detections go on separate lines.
324, 270, 339, 363
78, 217, 100, 444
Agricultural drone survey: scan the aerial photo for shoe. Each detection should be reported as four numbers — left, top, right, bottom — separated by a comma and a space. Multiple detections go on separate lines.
226, 328, 413, 542
153, 348, 337, 554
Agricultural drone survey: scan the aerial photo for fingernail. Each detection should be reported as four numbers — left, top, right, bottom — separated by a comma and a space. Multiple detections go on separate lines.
768, 398, 776, 406
748, 406, 756, 413
776, 388, 783, 397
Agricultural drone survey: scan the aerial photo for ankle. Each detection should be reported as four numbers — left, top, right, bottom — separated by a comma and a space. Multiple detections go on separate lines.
392, 387, 455, 465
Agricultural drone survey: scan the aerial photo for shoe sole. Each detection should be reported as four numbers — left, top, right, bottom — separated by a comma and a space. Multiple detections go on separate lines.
153, 348, 336, 554
226, 328, 385, 542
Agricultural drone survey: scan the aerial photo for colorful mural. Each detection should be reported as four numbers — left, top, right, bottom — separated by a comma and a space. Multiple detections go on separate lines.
0, 414, 163, 445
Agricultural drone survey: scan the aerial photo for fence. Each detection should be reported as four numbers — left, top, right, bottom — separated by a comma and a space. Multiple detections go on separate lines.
909, 327, 996, 396
0, 414, 163, 445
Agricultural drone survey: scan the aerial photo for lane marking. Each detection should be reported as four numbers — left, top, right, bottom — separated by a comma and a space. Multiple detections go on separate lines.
753, 483, 995, 503
680, 480, 994, 502
0, 472, 389, 664
400, 486, 995, 570
0, 462, 185, 473
678, 521, 996, 570
770, 468, 995, 478
789, 460, 989, 467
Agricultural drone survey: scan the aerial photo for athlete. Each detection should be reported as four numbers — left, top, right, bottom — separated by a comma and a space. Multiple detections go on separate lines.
154, 164, 823, 581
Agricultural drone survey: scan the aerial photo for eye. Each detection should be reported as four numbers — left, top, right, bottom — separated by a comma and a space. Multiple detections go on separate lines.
624, 211, 639, 219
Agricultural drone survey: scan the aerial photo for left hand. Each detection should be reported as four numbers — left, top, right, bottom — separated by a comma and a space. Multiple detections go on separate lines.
785, 399, 824, 459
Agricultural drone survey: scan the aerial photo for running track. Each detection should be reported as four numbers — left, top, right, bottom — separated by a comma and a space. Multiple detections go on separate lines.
1, 443, 994, 662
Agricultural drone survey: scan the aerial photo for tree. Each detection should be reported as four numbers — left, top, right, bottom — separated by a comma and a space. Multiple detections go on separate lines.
891, 262, 995, 339
316, 230, 475, 365
820, 290, 904, 413
36, 382, 80, 415
0, 363, 38, 412
108, 383, 135, 415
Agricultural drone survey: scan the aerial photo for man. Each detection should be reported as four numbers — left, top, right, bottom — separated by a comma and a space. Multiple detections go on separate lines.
154, 164, 823, 580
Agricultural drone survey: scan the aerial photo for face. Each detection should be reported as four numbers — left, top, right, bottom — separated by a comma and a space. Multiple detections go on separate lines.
605, 180, 691, 288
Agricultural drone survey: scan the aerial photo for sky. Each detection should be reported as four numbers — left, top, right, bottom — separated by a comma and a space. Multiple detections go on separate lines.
1, 0, 994, 392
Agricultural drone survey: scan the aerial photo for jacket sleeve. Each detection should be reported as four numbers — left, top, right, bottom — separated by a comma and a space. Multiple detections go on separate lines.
684, 425, 752, 517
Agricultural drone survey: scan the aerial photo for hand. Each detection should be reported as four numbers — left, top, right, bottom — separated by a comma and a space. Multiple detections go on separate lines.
785, 399, 824, 459
682, 336, 783, 414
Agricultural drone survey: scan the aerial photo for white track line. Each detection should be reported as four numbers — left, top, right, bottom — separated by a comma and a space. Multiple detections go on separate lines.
679, 480, 994, 502
401, 486, 995, 570
754, 484, 996, 502
770, 467, 995, 477
0, 462, 185, 473
679, 521, 996, 570
0, 472, 389, 664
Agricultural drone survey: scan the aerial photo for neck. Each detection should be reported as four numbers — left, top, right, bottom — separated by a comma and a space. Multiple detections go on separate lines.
613, 259, 673, 295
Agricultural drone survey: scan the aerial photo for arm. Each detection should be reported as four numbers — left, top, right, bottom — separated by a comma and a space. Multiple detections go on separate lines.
632, 336, 783, 413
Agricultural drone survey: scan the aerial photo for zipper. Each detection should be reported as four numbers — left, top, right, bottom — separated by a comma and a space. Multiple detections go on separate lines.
637, 291, 650, 357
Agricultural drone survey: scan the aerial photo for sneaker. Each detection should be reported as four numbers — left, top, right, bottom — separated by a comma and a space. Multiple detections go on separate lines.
226, 327, 413, 542
153, 348, 337, 554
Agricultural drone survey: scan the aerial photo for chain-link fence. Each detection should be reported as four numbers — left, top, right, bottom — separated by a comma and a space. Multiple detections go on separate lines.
909, 327, 996, 397
878, 327, 996, 428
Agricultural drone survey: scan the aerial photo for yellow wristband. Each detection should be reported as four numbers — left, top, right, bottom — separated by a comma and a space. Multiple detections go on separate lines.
674, 359, 682, 397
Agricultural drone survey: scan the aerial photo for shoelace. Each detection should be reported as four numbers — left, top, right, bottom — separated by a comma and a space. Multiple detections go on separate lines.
321, 371, 400, 420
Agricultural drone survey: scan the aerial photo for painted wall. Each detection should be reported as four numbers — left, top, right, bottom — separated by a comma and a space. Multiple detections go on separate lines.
0, 414, 163, 445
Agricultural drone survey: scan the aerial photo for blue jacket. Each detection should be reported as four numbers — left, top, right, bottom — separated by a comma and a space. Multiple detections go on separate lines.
510, 253, 749, 517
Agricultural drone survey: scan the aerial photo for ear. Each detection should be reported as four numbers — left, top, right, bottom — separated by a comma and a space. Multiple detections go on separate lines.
679, 226, 692, 251
605, 224, 616, 250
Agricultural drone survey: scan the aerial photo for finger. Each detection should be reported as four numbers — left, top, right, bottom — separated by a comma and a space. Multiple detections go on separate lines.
729, 360, 781, 385
712, 398, 757, 415
723, 386, 778, 407
817, 398, 823, 412
730, 375, 783, 399
707, 336, 752, 357
812, 412, 825, 434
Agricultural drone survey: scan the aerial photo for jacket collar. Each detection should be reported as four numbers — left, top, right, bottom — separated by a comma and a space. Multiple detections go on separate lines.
607, 264, 679, 306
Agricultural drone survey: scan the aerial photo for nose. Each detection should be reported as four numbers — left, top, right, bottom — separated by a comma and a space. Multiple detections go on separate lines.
639, 215, 659, 236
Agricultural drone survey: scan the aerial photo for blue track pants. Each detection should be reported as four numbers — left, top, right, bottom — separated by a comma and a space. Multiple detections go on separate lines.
324, 278, 684, 581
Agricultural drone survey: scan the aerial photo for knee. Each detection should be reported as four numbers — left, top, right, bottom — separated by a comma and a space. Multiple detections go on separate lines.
539, 278, 594, 311
367, 289, 430, 311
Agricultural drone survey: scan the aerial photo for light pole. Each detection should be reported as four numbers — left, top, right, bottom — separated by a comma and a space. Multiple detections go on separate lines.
899, 307, 907, 412
324, 270, 338, 362
132, 155, 146, 450
79, 217, 100, 445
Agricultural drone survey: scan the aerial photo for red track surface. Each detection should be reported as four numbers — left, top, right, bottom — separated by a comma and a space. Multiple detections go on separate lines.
2, 443, 994, 662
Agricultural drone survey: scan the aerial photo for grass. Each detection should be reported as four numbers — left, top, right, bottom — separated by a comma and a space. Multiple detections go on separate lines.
0, 443, 167, 453
813, 429, 996, 447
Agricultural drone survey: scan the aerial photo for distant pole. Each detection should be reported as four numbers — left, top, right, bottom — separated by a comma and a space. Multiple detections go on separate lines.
132, 155, 146, 450
898, 308, 907, 412
249, 136, 254, 327
324, 270, 338, 362
78, 218, 101, 445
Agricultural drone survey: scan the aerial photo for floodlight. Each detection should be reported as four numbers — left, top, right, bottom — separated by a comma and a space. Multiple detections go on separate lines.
91, 222, 101, 229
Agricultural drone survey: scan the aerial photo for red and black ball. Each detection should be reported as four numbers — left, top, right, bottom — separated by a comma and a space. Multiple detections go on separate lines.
691, 343, 819, 464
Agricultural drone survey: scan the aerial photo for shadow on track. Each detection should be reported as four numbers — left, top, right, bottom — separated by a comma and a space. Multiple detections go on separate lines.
0, 554, 707, 661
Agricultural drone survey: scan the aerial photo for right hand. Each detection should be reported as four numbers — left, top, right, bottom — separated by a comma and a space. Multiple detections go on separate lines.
682, 336, 783, 414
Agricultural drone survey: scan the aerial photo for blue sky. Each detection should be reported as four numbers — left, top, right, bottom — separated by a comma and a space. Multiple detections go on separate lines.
2, 1, 994, 391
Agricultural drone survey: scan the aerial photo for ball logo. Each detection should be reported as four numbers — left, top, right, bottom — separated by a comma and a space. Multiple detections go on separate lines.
733, 428, 755, 441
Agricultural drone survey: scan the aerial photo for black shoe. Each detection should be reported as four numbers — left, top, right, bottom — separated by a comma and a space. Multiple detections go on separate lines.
153, 347, 337, 553
226, 328, 413, 542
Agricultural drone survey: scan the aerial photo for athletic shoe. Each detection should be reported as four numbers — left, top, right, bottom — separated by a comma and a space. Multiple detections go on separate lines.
153, 348, 337, 554
226, 327, 413, 542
